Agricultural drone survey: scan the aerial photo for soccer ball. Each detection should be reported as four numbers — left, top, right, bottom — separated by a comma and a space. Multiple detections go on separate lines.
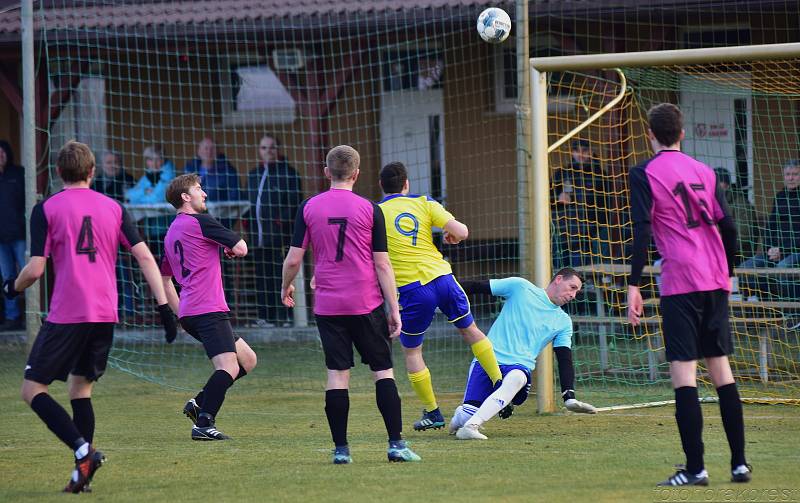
477, 7, 511, 44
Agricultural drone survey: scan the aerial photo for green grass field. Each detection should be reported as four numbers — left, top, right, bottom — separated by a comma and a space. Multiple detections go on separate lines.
1, 363, 799, 502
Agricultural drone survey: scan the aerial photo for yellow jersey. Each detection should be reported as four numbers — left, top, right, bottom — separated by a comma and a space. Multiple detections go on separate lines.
379, 194, 455, 288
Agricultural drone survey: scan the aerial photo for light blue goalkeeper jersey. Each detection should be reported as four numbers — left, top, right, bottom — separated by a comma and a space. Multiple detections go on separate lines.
486, 277, 573, 370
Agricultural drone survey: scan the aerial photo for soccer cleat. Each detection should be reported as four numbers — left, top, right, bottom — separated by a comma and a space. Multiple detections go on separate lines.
656, 469, 709, 486
183, 398, 201, 424
387, 440, 421, 462
413, 408, 445, 431
63, 448, 106, 494
731, 464, 752, 483
455, 424, 488, 440
191, 424, 231, 440
332, 445, 352, 464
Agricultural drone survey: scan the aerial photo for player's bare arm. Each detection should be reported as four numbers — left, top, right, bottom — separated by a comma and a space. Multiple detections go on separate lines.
281, 246, 305, 307
443, 219, 468, 245
162, 276, 180, 314
225, 239, 248, 258
131, 242, 178, 342
3, 256, 46, 298
373, 251, 401, 337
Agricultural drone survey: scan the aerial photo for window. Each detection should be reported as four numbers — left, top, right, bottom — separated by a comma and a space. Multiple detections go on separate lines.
220, 56, 296, 126
494, 34, 574, 113
382, 49, 444, 92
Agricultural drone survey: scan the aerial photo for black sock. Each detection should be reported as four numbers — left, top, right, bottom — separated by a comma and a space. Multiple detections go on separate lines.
197, 370, 234, 426
717, 383, 747, 468
70, 398, 95, 444
375, 378, 402, 442
195, 365, 247, 406
325, 389, 349, 447
30, 393, 86, 450
674, 386, 704, 474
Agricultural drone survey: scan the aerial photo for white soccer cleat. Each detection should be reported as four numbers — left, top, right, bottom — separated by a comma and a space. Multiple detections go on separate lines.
564, 398, 597, 414
456, 424, 488, 440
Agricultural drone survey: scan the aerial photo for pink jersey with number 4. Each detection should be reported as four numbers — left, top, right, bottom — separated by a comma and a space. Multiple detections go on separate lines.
30, 188, 142, 323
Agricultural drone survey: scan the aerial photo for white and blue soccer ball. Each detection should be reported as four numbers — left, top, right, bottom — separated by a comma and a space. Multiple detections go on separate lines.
477, 7, 512, 44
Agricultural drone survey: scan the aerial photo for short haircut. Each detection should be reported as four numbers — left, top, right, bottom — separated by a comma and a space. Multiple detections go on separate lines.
380, 161, 408, 194
143, 145, 164, 160
262, 134, 281, 147
57, 140, 95, 183
647, 103, 683, 147
166, 173, 201, 209
326, 145, 360, 181
104, 150, 122, 165
551, 267, 583, 284
784, 159, 800, 171
714, 167, 731, 185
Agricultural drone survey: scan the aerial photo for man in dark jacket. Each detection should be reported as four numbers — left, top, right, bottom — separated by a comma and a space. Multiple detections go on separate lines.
183, 137, 241, 202
93, 150, 134, 202
741, 160, 800, 299
246, 135, 301, 327
0, 140, 26, 330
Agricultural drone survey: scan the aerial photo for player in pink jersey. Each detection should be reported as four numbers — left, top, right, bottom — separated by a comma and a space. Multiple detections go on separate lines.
160, 173, 257, 441
626, 104, 750, 487
281, 145, 420, 464
2, 141, 176, 493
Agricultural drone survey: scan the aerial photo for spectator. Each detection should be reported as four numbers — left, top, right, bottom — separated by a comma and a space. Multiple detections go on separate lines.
741, 160, 800, 269
246, 134, 302, 327
93, 150, 134, 202
127, 145, 176, 246
714, 167, 759, 264
0, 140, 25, 330
551, 139, 608, 268
740, 160, 800, 300
183, 137, 241, 202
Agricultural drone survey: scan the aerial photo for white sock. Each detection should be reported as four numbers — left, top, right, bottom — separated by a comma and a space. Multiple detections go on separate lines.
465, 370, 527, 428
74, 442, 90, 459
451, 404, 478, 431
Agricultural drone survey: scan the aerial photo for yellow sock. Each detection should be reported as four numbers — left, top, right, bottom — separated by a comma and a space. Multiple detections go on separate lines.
471, 338, 503, 384
408, 368, 438, 412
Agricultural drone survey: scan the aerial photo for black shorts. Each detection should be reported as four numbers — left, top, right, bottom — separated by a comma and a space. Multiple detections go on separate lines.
315, 306, 394, 372
180, 311, 239, 359
661, 289, 732, 362
25, 322, 115, 385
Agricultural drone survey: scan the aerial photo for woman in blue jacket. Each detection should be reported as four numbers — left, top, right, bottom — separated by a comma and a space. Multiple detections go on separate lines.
126, 145, 176, 247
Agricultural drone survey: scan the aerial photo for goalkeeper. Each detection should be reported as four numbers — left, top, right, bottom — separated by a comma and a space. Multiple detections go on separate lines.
449, 270, 597, 440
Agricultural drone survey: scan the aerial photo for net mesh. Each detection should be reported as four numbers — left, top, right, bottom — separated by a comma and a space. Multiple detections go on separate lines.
547, 61, 800, 404
2, 1, 800, 408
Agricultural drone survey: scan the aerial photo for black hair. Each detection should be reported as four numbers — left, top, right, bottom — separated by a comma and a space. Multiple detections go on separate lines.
380, 161, 408, 194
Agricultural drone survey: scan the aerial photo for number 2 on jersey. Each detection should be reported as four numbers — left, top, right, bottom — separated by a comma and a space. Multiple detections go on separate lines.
75, 216, 97, 262
174, 240, 192, 278
327, 218, 348, 262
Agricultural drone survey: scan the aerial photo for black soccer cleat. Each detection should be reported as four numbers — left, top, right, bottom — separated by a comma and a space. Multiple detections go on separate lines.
413, 408, 445, 431
731, 464, 752, 483
63, 448, 106, 493
656, 469, 709, 487
191, 424, 231, 440
183, 398, 201, 424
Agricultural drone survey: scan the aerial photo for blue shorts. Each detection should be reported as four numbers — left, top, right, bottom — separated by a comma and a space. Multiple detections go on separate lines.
462, 361, 532, 407
398, 274, 474, 348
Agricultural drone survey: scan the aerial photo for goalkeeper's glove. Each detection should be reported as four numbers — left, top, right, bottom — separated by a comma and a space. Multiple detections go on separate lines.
3, 277, 19, 299
498, 404, 514, 419
562, 389, 597, 414
157, 304, 178, 344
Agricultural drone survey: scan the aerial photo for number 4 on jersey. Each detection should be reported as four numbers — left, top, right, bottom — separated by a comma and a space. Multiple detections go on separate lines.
76, 216, 97, 262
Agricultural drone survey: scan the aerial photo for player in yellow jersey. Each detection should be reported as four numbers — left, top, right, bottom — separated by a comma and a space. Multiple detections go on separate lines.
378, 162, 502, 431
